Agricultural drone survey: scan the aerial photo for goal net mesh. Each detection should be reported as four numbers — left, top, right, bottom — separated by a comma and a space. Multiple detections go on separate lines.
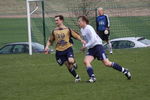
29, 0, 150, 51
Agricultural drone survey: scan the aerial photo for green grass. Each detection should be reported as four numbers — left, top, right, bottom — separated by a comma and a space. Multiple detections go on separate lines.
0, 16, 150, 100
0, 48, 150, 100
0, 18, 27, 47
0, 1, 150, 100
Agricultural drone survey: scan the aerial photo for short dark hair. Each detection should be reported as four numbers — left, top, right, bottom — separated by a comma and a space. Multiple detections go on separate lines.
78, 16, 89, 24
55, 15, 64, 21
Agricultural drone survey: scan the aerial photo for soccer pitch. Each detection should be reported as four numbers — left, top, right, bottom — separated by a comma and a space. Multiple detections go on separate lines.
0, 48, 150, 100
0, 16, 150, 100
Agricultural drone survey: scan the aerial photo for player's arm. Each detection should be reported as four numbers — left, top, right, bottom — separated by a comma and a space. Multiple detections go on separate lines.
70, 29, 86, 45
96, 17, 99, 32
104, 15, 110, 35
105, 14, 110, 30
44, 31, 55, 54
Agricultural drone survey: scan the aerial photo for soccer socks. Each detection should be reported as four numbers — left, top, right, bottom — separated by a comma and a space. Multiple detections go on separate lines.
73, 63, 78, 69
108, 42, 113, 53
112, 62, 127, 73
86, 66, 95, 78
68, 67, 77, 77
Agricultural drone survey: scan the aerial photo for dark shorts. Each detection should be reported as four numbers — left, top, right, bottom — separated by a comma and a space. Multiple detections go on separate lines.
86, 45, 107, 60
97, 30, 110, 41
55, 47, 74, 66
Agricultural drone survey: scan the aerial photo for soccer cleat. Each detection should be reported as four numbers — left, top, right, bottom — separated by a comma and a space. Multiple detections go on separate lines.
73, 63, 78, 69
87, 77, 96, 83
124, 69, 131, 80
75, 75, 81, 83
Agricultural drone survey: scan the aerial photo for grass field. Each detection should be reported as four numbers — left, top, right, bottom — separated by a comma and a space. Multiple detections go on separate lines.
0, 12, 150, 100
0, 48, 150, 100
0, 0, 150, 99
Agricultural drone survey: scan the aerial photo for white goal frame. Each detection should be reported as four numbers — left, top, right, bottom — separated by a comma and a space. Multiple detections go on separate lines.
26, 0, 45, 55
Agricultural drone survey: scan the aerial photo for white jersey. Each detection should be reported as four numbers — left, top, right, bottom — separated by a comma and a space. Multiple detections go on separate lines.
80, 25, 102, 49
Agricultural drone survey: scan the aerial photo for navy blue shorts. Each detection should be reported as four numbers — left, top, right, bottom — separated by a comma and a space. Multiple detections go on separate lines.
56, 47, 74, 66
86, 45, 107, 60
98, 31, 110, 41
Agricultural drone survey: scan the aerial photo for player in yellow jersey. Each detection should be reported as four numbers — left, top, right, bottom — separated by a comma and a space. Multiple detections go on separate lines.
44, 15, 86, 82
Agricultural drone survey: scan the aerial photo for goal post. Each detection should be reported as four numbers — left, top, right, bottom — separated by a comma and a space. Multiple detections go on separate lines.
26, 0, 46, 55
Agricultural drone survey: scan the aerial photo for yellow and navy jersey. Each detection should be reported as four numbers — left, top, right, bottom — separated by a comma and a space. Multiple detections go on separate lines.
48, 27, 81, 51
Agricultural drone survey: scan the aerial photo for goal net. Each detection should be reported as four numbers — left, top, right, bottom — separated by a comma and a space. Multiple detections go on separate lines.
26, 0, 150, 55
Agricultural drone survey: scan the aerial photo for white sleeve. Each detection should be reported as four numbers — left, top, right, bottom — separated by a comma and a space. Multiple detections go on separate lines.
85, 28, 96, 48
105, 14, 110, 27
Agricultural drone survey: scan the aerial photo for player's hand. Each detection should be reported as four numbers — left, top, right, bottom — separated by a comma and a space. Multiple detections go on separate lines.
44, 46, 49, 54
81, 40, 86, 46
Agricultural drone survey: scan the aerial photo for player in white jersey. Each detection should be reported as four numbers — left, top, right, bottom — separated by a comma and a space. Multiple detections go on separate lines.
78, 16, 131, 83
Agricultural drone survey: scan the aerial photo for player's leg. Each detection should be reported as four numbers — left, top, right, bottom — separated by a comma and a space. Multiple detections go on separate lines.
68, 57, 78, 69
106, 40, 113, 54
101, 59, 131, 80
98, 31, 113, 54
55, 51, 65, 66
65, 60, 77, 78
105, 31, 113, 54
96, 45, 131, 80
97, 31, 105, 41
67, 47, 78, 69
84, 55, 96, 82
65, 58, 81, 82
55, 49, 80, 82
66, 48, 81, 82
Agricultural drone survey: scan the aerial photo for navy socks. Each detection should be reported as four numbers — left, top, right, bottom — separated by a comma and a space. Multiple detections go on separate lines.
68, 67, 77, 77
86, 66, 95, 78
112, 62, 126, 73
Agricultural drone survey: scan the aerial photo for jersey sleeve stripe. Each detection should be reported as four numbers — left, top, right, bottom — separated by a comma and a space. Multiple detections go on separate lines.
104, 14, 110, 27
